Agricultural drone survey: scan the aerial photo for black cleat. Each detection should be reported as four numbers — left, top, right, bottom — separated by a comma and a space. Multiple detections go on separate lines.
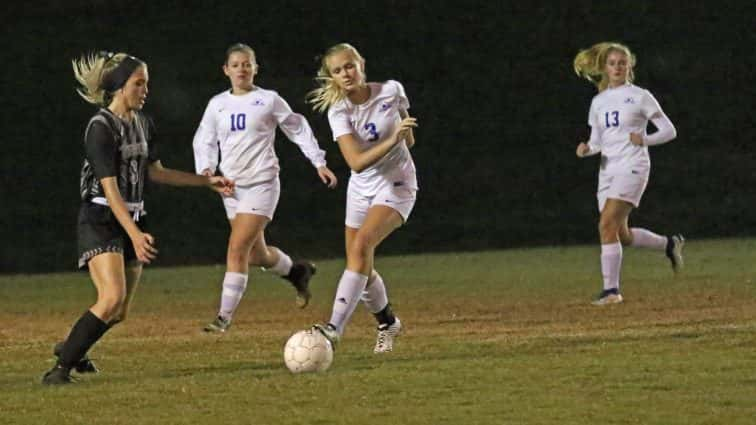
284, 261, 316, 308
665, 234, 685, 273
53, 342, 99, 374
42, 365, 75, 385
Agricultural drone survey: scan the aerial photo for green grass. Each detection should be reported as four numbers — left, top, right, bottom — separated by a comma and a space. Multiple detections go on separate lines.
1, 238, 755, 425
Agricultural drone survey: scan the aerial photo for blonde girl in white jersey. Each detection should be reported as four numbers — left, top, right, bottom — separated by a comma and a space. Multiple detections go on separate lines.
308, 43, 418, 353
193, 43, 338, 332
574, 42, 684, 305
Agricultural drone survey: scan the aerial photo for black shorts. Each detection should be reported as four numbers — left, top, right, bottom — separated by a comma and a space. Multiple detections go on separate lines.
77, 202, 147, 269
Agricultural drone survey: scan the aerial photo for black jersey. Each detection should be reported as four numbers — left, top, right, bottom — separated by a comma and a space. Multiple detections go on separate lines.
79, 108, 159, 204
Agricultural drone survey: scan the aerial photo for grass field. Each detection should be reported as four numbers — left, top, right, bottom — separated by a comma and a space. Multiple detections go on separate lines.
1, 238, 755, 425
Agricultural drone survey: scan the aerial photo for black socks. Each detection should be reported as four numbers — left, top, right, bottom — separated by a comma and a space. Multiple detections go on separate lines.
57, 310, 110, 369
373, 304, 396, 327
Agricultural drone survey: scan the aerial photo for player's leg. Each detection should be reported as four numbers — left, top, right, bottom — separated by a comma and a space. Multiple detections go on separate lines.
359, 185, 415, 350
362, 270, 395, 328
44, 253, 127, 384
624, 219, 684, 272
615, 170, 684, 272
362, 270, 401, 353
108, 261, 143, 326
204, 212, 268, 332
249, 232, 316, 308
315, 207, 404, 347
54, 261, 143, 374
593, 199, 633, 305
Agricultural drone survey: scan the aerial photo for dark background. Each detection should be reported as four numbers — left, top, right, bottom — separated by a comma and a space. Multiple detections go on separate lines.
1, 0, 754, 273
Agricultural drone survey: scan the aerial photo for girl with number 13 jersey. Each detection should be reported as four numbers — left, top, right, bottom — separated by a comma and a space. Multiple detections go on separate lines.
574, 42, 684, 306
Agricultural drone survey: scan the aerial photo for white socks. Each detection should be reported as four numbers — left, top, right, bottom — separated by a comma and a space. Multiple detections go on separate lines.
329, 270, 369, 335
600, 229, 665, 294
219, 272, 249, 320
361, 271, 389, 314
630, 228, 667, 250
601, 242, 622, 291
264, 247, 293, 276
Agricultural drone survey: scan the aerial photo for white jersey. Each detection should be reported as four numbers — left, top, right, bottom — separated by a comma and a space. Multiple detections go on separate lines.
588, 83, 665, 174
328, 80, 417, 196
193, 87, 326, 186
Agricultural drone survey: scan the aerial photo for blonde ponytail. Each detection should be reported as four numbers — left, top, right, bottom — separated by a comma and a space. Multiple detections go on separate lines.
307, 43, 366, 113
72, 52, 139, 106
573, 42, 636, 92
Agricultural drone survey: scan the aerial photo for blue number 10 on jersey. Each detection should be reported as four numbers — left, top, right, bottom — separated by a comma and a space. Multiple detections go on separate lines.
231, 113, 246, 131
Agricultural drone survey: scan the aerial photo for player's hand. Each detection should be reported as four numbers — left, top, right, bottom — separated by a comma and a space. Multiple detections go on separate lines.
132, 232, 158, 264
208, 176, 235, 196
393, 117, 418, 143
317, 166, 338, 189
200, 169, 214, 177
576, 142, 591, 158
629, 132, 644, 146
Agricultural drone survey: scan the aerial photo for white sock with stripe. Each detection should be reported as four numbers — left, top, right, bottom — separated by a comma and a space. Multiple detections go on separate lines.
601, 242, 622, 292
264, 247, 293, 276
329, 270, 369, 335
361, 271, 389, 313
219, 272, 249, 320
630, 228, 667, 250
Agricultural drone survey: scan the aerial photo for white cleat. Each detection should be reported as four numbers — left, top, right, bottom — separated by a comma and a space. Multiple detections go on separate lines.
374, 318, 402, 353
592, 291, 623, 306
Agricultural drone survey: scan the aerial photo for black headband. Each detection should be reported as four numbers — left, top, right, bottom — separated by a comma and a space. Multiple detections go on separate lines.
101, 54, 143, 92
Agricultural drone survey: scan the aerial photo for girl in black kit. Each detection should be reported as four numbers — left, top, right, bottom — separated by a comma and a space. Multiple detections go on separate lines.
42, 51, 234, 385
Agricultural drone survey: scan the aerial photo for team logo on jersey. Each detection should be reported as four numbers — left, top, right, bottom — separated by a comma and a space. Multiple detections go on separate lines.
624, 97, 636, 104
120, 141, 148, 159
251, 99, 265, 106
380, 101, 393, 111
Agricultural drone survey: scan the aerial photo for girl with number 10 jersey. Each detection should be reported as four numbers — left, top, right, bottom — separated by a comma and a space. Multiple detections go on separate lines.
193, 43, 337, 333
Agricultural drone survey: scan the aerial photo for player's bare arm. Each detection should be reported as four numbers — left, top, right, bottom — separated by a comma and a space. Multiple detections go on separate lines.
148, 160, 234, 195
336, 117, 417, 172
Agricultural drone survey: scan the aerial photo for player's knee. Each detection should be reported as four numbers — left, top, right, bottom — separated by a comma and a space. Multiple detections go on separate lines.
98, 294, 126, 319
349, 233, 374, 261
227, 240, 252, 264
598, 217, 619, 237
247, 246, 269, 266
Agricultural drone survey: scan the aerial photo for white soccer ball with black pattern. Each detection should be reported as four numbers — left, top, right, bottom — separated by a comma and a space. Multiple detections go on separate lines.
284, 329, 333, 373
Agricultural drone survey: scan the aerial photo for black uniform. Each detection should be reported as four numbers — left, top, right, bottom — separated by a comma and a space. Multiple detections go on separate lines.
77, 108, 159, 268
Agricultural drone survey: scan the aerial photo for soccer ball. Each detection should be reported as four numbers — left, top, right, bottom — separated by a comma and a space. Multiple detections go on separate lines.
283, 329, 334, 373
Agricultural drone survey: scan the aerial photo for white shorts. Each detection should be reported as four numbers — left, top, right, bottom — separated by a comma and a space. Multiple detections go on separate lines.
597, 170, 649, 212
345, 180, 417, 229
223, 178, 280, 220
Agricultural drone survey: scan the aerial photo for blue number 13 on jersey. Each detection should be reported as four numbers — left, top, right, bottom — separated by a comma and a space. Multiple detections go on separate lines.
604, 111, 619, 128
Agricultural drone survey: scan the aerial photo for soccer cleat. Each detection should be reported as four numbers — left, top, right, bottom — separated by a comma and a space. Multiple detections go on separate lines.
284, 261, 316, 308
374, 317, 402, 353
53, 342, 99, 374
592, 289, 624, 306
312, 323, 340, 349
666, 234, 685, 273
41, 365, 75, 385
203, 316, 231, 333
